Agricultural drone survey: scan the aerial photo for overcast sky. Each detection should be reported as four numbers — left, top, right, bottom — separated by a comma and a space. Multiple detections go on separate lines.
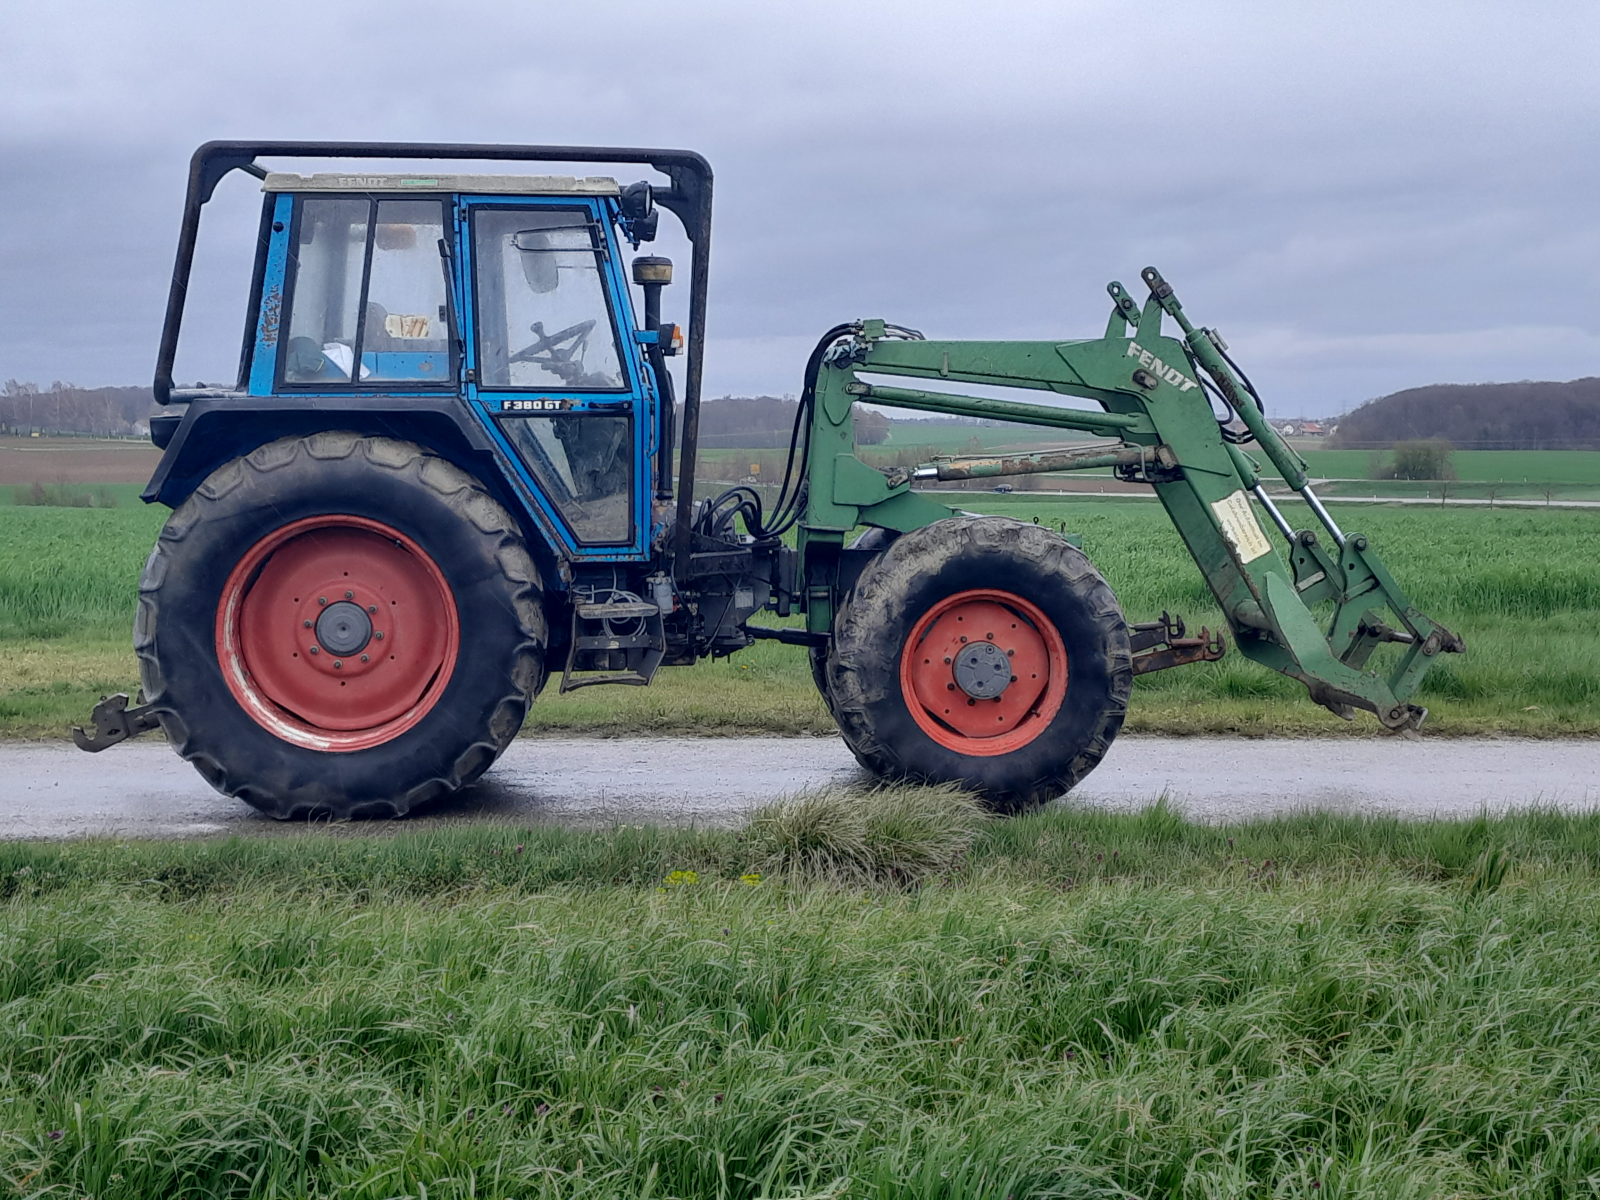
1, 0, 1596, 415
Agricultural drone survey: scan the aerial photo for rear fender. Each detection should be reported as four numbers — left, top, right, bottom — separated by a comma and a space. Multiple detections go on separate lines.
143, 398, 569, 590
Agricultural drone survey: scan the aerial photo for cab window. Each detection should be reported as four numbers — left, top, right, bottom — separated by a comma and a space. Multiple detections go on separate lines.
498, 414, 632, 544
281, 197, 451, 386
471, 208, 625, 390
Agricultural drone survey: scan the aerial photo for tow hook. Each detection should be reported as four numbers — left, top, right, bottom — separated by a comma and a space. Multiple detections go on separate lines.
72, 692, 162, 752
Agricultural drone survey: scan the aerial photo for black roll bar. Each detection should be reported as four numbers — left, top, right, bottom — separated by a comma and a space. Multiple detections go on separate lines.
155, 140, 713, 569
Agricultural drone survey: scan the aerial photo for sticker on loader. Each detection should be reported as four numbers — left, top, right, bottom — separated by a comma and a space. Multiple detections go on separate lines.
1212, 490, 1272, 563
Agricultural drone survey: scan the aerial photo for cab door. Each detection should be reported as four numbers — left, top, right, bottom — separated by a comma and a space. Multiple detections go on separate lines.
458, 197, 650, 558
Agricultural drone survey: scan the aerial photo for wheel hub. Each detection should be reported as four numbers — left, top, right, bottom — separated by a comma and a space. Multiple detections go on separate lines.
216, 515, 459, 748
952, 639, 1012, 699
900, 589, 1068, 756
315, 600, 373, 656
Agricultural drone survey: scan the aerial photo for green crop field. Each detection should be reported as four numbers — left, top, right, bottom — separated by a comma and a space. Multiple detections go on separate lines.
3, 494, 1598, 739
6, 791, 1600, 1197
1301, 448, 1600, 485
1291, 449, 1600, 503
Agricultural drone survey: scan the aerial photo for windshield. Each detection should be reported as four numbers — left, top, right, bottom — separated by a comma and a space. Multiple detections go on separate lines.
471, 208, 625, 390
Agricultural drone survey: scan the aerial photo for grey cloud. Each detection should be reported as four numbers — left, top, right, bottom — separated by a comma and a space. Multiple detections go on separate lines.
1, 0, 1596, 413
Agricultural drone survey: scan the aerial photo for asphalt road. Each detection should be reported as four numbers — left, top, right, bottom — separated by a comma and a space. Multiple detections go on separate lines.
3, 734, 1598, 839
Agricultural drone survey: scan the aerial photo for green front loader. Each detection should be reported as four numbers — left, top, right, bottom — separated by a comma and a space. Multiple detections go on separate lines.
784, 268, 1463, 807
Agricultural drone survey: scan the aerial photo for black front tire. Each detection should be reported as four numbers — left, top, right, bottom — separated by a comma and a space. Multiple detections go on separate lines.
823, 516, 1131, 813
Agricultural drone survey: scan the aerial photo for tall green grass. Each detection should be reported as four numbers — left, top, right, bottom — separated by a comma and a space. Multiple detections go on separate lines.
4, 499, 1599, 736
8, 796, 1600, 1196
0, 505, 165, 640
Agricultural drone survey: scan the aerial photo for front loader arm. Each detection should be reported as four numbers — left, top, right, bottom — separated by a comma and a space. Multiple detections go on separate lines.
800, 276, 1464, 731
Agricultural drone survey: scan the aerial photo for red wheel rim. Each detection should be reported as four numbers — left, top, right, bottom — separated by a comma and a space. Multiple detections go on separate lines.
215, 515, 460, 752
899, 588, 1068, 756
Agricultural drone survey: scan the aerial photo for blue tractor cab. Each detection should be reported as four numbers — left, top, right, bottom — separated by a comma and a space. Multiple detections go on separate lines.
85, 142, 804, 818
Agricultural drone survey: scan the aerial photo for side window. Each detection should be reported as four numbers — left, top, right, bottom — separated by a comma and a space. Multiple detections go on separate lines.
281, 197, 451, 386
472, 208, 625, 390
283, 199, 366, 383
364, 200, 450, 383
498, 414, 632, 544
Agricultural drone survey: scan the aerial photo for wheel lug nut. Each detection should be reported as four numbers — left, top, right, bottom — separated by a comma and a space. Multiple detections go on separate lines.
947, 682, 955, 690
360, 654, 369, 663
318, 596, 327, 606
367, 605, 377, 614
345, 590, 353, 599
333, 660, 342, 669
303, 619, 312, 628
374, 631, 384, 640
309, 646, 319, 655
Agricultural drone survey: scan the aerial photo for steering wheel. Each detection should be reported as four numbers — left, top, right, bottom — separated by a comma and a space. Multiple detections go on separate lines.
509, 319, 595, 366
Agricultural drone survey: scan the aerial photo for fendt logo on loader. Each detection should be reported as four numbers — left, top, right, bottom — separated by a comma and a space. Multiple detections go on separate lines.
1125, 342, 1201, 392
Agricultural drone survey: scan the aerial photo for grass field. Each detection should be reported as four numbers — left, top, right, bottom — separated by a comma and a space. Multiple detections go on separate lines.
2, 481, 147, 508
1296, 449, 1600, 503
6, 792, 1600, 1196
3, 493, 1598, 739
1301, 448, 1600, 485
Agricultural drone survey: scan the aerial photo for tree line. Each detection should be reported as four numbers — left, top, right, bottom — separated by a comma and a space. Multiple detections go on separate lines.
1, 381, 154, 437
1330, 378, 1600, 450
694, 396, 889, 447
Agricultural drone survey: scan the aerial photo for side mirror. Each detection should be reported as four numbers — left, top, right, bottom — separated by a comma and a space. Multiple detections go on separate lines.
511, 231, 560, 294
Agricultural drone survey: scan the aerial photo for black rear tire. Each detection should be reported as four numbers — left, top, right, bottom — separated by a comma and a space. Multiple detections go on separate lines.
824, 516, 1131, 814
135, 433, 547, 819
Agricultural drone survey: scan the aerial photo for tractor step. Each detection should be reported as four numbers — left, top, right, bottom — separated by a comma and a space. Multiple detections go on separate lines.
560, 591, 666, 693
576, 600, 659, 621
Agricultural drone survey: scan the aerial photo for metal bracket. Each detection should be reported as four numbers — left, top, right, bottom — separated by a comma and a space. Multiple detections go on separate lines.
72, 692, 162, 752
1128, 614, 1227, 676
745, 625, 830, 648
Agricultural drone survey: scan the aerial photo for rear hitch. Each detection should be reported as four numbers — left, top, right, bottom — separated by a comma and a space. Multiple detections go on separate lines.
72, 692, 162, 752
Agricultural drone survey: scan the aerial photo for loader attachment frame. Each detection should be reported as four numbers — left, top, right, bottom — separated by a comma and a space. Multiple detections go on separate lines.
796, 273, 1463, 731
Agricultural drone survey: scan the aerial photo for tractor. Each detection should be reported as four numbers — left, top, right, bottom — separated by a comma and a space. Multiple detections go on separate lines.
74, 141, 1464, 819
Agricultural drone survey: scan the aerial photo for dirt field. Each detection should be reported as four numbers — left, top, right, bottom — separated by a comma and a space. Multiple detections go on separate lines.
0, 437, 163, 485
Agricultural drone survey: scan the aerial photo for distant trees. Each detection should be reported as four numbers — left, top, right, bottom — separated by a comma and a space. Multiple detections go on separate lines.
1, 380, 154, 436
694, 395, 892, 447
855, 410, 890, 445
1331, 378, 1600, 450
1370, 439, 1457, 481
694, 396, 800, 448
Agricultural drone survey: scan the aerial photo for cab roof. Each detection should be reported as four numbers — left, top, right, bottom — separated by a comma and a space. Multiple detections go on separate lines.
261, 172, 621, 196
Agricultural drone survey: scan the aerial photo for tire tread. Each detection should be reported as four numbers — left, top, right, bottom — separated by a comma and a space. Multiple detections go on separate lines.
137, 434, 546, 820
